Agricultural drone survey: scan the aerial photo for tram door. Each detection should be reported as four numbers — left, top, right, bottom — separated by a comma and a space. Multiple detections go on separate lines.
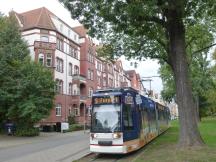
122, 92, 139, 141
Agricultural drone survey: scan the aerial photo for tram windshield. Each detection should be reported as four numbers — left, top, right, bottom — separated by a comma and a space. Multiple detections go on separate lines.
91, 104, 121, 133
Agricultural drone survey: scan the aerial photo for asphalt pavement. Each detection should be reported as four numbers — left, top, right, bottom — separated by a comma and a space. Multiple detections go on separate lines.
0, 130, 90, 162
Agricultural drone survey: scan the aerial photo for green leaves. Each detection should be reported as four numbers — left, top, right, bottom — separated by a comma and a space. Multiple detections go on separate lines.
0, 15, 55, 128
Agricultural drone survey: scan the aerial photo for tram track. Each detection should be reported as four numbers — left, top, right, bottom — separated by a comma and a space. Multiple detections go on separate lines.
79, 152, 125, 162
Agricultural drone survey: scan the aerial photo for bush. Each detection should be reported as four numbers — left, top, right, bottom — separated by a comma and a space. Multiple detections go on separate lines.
68, 124, 83, 132
15, 127, 39, 136
68, 114, 76, 125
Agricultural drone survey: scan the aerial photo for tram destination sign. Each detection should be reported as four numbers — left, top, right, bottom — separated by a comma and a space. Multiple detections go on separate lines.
94, 96, 121, 104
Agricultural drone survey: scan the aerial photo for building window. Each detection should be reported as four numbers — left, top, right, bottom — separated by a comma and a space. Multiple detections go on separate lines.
38, 53, 44, 65
56, 104, 62, 116
74, 49, 78, 59
88, 48, 94, 63
102, 64, 106, 72
109, 78, 113, 87
72, 84, 79, 95
91, 70, 94, 80
97, 76, 101, 86
103, 77, 106, 87
88, 107, 92, 116
88, 87, 93, 97
74, 107, 80, 116
56, 58, 63, 73
69, 63, 73, 76
97, 61, 102, 71
108, 64, 113, 74
88, 69, 94, 80
41, 36, 49, 42
57, 38, 63, 51
87, 69, 91, 80
74, 65, 79, 75
46, 54, 52, 67
68, 106, 72, 115
69, 46, 74, 56
56, 79, 63, 94
69, 83, 72, 95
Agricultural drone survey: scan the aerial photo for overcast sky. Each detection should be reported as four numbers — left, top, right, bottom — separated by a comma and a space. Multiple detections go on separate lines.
0, 0, 163, 93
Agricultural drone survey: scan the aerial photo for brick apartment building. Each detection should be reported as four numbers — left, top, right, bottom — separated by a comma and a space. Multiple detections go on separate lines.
12, 7, 144, 129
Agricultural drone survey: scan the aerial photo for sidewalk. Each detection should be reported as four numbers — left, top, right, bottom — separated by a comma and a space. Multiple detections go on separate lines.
0, 130, 90, 162
0, 130, 89, 149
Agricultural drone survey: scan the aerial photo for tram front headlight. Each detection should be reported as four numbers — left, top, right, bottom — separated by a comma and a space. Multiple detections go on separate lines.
113, 133, 121, 139
91, 133, 98, 138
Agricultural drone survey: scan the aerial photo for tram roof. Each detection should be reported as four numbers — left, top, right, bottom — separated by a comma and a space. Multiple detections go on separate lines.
95, 87, 138, 93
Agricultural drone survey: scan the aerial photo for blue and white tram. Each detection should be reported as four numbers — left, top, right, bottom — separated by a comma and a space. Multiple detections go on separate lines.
90, 87, 170, 154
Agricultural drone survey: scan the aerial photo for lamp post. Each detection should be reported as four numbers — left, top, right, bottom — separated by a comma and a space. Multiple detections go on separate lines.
84, 103, 86, 134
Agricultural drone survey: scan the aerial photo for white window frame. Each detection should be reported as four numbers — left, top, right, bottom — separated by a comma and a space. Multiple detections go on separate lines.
56, 104, 62, 116
38, 53, 44, 65
56, 58, 63, 73
88, 87, 93, 97
74, 65, 79, 75
46, 54, 52, 67
74, 108, 80, 116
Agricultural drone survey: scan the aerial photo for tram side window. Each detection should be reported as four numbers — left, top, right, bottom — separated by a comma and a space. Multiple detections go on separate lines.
123, 104, 134, 130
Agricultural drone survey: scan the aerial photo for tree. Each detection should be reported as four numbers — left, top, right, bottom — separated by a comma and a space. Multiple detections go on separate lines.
61, 0, 216, 148
0, 14, 55, 131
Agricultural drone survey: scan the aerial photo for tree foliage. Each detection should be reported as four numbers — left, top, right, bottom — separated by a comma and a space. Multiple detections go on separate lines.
0, 15, 55, 129
159, 23, 215, 113
60, 0, 216, 147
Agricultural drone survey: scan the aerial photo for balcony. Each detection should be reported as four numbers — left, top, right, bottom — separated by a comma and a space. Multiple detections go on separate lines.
72, 74, 86, 83
34, 41, 56, 50
80, 95, 88, 101
120, 82, 128, 87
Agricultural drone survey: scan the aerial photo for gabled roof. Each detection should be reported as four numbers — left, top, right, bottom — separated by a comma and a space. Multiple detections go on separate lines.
14, 7, 56, 31
73, 25, 88, 38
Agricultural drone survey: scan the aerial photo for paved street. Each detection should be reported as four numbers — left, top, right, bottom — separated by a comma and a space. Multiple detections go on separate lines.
0, 131, 90, 162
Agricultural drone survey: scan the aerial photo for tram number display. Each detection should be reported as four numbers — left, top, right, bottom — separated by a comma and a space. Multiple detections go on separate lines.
125, 93, 134, 105
94, 96, 120, 104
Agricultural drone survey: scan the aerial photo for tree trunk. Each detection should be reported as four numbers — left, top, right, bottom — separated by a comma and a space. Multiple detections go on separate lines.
167, 10, 204, 148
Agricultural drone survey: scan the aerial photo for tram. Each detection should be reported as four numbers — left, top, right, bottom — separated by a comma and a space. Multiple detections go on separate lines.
90, 87, 170, 154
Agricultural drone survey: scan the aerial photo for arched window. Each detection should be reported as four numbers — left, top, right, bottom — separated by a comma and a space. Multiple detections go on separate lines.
38, 53, 44, 65
56, 104, 62, 116
56, 79, 63, 94
74, 65, 79, 75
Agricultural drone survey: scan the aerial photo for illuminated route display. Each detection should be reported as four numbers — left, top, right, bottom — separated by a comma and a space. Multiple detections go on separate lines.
93, 96, 121, 104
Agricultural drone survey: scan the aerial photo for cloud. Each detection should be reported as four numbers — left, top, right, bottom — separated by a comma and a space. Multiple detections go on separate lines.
120, 56, 163, 93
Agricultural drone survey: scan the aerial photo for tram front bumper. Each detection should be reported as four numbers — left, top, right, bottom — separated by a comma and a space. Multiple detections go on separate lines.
90, 145, 127, 154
